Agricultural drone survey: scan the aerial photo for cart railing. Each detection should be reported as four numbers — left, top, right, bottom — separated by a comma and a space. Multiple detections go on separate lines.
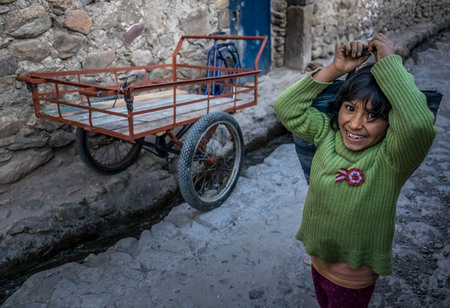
17, 35, 267, 142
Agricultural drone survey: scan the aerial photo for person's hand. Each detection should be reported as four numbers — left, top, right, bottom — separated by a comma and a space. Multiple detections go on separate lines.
313, 41, 370, 82
331, 41, 371, 75
368, 34, 395, 62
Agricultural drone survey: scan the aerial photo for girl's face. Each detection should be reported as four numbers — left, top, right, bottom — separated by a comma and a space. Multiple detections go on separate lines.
338, 99, 389, 151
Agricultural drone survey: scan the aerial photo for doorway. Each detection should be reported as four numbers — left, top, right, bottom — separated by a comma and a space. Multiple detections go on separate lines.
229, 0, 272, 74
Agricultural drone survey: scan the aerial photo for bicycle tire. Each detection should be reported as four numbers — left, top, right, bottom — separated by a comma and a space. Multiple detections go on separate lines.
208, 49, 236, 68
178, 112, 244, 211
219, 51, 236, 94
222, 50, 236, 68
75, 127, 142, 174
207, 50, 237, 95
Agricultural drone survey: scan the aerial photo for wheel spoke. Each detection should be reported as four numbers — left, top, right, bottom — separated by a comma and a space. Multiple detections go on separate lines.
88, 136, 133, 166
76, 127, 141, 174
191, 125, 238, 197
178, 113, 243, 210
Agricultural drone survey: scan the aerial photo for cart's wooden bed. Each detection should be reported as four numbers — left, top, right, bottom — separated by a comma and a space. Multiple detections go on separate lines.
17, 35, 266, 142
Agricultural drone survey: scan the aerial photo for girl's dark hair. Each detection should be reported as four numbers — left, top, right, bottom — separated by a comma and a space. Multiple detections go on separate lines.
327, 64, 391, 130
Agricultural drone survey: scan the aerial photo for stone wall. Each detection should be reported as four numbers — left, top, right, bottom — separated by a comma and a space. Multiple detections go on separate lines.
281, 0, 450, 70
310, 0, 450, 59
0, 0, 230, 185
271, 0, 287, 67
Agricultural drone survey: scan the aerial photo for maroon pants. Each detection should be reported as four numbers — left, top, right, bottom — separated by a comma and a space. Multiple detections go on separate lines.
311, 265, 376, 308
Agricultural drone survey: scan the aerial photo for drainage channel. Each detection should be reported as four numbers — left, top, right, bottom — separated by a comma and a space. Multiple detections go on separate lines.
0, 134, 293, 304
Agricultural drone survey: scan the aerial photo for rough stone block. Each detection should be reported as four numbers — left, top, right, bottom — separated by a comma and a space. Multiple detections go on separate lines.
285, 5, 313, 71
218, 9, 230, 30
180, 6, 210, 35
53, 31, 86, 59
122, 24, 145, 45
5, 6, 51, 38
9, 39, 51, 62
0, 116, 20, 138
0, 148, 54, 184
288, 0, 313, 6
83, 50, 115, 70
0, 56, 18, 77
65, 10, 92, 35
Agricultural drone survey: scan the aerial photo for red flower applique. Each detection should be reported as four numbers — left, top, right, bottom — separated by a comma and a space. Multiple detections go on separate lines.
335, 168, 365, 187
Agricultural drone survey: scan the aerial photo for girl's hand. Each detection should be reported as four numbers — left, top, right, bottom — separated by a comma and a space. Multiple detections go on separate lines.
313, 41, 370, 82
368, 34, 395, 62
332, 41, 371, 75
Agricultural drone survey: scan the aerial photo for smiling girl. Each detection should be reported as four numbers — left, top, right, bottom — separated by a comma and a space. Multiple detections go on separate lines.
274, 34, 436, 307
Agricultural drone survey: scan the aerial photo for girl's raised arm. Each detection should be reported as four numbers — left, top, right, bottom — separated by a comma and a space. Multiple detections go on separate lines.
313, 41, 370, 83
370, 35, 436, 169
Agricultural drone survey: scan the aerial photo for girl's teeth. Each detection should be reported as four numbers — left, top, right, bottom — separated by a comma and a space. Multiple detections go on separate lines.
348, 132, 364, 139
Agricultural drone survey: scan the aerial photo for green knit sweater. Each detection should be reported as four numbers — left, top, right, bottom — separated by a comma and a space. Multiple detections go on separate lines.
274, 55, 436, 275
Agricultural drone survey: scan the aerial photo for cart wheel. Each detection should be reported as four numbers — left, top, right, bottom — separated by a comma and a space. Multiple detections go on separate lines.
75, 127, 142, 174
178, 112, 244, 211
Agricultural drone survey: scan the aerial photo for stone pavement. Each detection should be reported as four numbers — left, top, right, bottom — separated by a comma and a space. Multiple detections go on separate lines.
3, 30, 450, 307
3, 143, 319, 308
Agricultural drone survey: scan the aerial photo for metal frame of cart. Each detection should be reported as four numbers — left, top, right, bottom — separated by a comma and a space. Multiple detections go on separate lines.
17, 35, 268, 211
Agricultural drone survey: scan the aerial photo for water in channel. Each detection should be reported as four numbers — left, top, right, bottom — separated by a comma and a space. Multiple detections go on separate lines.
0, 133, 293, 304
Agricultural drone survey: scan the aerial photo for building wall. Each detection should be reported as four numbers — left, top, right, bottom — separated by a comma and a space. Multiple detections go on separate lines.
310, 0, 449, 59
276, 0, 449, 69
271, 0, 287, 67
